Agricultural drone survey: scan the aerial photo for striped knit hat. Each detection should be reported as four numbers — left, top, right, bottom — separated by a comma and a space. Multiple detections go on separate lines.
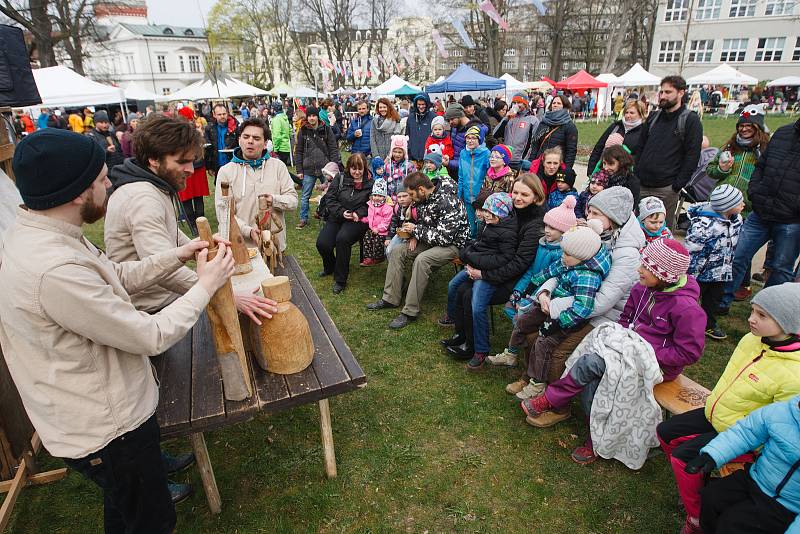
641, 238, 690, 284
491, 144, 513, 165
710, 184, 743, 214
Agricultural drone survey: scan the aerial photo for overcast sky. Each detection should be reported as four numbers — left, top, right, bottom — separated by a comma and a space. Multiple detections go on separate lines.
146, 0, 217, 27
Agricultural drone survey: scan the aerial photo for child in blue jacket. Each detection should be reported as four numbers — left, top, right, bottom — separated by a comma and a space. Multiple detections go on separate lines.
457, 125, 490, 237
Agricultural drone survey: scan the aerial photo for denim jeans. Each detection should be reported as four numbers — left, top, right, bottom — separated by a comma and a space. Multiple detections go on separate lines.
385, 235, 406, 256
300, 174, 322, 222
449, 271, 499, 353
721, 212, 800, 307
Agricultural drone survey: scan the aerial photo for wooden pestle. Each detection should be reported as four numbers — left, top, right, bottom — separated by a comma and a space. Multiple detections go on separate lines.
196, 217, 253, 400
220, 182, 252, 275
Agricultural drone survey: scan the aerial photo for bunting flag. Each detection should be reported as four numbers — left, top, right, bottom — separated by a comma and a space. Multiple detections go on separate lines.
478, 0, 510, 30
451, 19, 475, 49
400, 47, 413, 67
369, 58, 381, 78
416, 42, 430, 65
431, 29, 449, 58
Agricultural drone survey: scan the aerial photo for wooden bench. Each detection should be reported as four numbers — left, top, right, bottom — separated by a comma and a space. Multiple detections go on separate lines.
154, 255, 366, 514
654, 374, 711, 416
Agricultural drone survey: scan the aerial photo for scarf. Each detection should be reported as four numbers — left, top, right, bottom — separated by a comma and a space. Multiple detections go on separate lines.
487, 165, 512, 181
374, 115, 397, 132
641, 221, 668, 239
764, 334, 800, 352
372, 198, 386, 208
735, 134, 754, 147
231, 148, 270, 169
622, 118, 642, 133
541, 109, 571, 127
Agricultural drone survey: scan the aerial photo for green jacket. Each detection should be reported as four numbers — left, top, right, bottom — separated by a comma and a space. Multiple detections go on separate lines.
271, 112, 292, 153
706, 145, 760, 213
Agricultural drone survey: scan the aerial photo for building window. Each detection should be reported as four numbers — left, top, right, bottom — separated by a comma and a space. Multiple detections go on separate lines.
504, 48, 516, 56
658, 40, 682, 62
503, 60, 514, 70
729, 0, 757, 17
539, 48, 547, 57
540, 62, 548, 70
188, 55, 201, 73
451, 49, 464, 57
720, 38, 748, 62
156, 55, 166, 73
765, 0, 794, 14
695, 0, 721, 19
755, 37, 785, 61
688, 40, 714, 62
793, 37, 800, 60
229, 56, 236, 71
162, 87, 171, 95
523, 47, 533, 55
178, 55, 185, 72
125, 55, 135, 73
664, 0, 689, 21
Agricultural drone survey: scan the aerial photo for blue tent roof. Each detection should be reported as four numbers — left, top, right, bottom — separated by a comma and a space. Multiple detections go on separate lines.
425, 64, 506, 93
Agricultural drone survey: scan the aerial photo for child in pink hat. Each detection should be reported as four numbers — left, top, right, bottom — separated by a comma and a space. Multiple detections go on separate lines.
384, 135, 416, 199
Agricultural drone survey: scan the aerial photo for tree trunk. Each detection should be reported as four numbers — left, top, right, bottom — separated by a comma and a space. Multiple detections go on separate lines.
31, 0, 57, 67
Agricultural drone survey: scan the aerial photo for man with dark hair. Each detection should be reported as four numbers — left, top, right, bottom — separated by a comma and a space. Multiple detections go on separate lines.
636, 75, 703, 229
1, 128, 235, 533
204, 103, 239, 175
86, 110, 125, 171
406, 93, 435, 161
295, 106, 340, 229
460, 94, 491, 126
345, 100, 372, 155
367, 171, 470, 329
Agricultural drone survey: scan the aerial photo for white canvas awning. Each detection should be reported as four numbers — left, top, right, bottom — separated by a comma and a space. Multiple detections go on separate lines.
687, 64, 758, 86
767, 76, 800, 87
32, 66, 125, 107
166, 74, 269, 101
122, 83, 162, 101
371, 75, 421, 95
617, 63, 661, 87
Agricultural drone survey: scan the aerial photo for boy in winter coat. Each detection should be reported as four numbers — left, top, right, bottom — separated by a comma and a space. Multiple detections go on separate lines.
371, 157, 385, 180
523, 239, 706, 465
425, 116, 454, 164
445, 193, 518, 369
458, 125, 491, 237
687, 397, 800, 534
384, 135, 416, 200
546, 168, 578, 210
498, 220, 611, 378
575, 169, 608, 220
685, 184, 745, 341
422, 152, 456, 196
360, 179, 394, 266
385, 181, 416, 255
295, 106, 341, 228
657, 282, 800, 534
638, 196, 673, 244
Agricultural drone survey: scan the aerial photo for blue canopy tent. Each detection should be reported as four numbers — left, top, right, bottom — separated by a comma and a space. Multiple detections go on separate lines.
425, 64, 506, 93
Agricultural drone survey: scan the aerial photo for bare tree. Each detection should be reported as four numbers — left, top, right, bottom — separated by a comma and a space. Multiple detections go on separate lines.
1, 0, 58, 67
539, 0, 576, 79
52, 0, 94, 75
569, 0, 609, 72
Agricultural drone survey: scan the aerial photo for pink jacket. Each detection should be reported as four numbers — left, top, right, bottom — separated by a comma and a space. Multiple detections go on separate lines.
362, 201, 394, 236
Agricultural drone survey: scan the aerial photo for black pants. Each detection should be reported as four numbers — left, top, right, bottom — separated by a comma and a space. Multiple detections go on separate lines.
701, 468, 796, 533
181, 198, 204, 235
316, 220, 368, 285
63, 415, 175, 534
699, 281, 725, 329
277, 151, 302, 185
656, 407, 717, 462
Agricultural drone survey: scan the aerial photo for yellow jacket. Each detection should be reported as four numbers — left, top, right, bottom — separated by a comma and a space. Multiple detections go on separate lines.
705, 333, 800, 433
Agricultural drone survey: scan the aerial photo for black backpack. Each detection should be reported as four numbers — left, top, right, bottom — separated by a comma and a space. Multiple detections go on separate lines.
316, 172, 344, 220
647, 107, 692, 142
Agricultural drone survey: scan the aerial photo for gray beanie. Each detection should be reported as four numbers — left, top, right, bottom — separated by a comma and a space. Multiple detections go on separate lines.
751, 283, 800, 335
444, 103, 465, 120
94, 110, 109, 123
638, 196, 666, 221
588, 186, 634, 226
710, 184, 743, 214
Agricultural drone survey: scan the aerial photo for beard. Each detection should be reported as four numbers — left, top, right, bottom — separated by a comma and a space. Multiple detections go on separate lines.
658, 96, 678, 109
80, 193, 107, 224
156, 162, 189, 192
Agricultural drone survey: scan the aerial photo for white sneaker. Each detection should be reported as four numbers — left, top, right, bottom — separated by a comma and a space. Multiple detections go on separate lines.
515, 380, 546, 400
487, 349, 517, 367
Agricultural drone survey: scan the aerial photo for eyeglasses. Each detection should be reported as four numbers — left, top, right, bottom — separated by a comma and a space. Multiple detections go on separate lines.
489, 154, 504, 159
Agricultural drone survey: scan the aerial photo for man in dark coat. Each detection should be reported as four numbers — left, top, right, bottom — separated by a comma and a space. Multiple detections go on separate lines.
204, 104, 239, 175
85, 110, 124, 172
406, 93, 435, 162
295, 106, 341, 228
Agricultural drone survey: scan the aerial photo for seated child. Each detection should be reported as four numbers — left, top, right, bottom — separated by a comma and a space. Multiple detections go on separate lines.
384, 135, 416, 199
638, 196, 673, 243
656, 282, 800, 534
491, 196, 576, 366
501, 220, 611, 396
425, 115, 454, 166
686, 397, 800, 534
384, 181, 416, 256
546, 168, 578, 210
575, 170, 608, 220
371, 156, 385, 180
599, 145, 640, 205
482, 144, 514, 196
457, 125, 491, 237
360, 179, 394, 266
423, 152, 456, 197
446, 192, 518, 369
685, 184, 744, 341
523, 239, 705, 466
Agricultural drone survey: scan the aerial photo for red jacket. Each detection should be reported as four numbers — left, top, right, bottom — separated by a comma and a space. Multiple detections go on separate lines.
425, 133, 454, 160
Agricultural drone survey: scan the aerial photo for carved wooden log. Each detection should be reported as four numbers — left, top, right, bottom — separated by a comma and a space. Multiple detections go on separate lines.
220, 182, 252, 275
196, 218, 252, 400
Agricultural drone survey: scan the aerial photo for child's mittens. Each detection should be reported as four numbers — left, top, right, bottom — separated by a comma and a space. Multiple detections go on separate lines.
509, 290, 522, 305
684, 452, 716, 475
539, 319, 560, 337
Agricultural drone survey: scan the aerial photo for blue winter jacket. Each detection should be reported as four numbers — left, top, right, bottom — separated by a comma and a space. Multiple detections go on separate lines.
448, 120, 489, 173
684, 203, 743, 283
457, 144, 490, 204
702, 396, 800, 526
547, 188, 579, 211
506, 237, 563, 319
346, 113, 372, 155
406, 94, 435, 161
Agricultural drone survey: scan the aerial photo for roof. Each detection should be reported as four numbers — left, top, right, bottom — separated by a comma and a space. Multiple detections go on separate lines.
426, 64, 505, 93
119, 23, 206, 38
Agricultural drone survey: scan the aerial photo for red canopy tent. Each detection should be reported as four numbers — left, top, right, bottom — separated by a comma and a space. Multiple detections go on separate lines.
540, 75, 557, 86
554, 70, 607, 91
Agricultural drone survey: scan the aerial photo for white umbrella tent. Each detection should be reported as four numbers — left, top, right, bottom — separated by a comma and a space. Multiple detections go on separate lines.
595, 73, 622, 118
167, 74, 268, 101
370, 75, 421, 96
766, 76, 800, 87
32, 66, 125, 107
687, 64, 758, 86
617, 63, 661, 87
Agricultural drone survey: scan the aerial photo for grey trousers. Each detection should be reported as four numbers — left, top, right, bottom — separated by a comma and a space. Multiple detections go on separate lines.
382, 240, 458, 317
569, 352, 607, 416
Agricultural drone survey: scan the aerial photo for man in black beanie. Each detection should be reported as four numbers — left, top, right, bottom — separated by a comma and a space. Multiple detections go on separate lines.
85, 109, 125, 171
0, 128, 235, 534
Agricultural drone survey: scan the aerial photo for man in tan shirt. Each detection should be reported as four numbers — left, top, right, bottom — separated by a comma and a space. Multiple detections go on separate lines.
0, 128, 234, 533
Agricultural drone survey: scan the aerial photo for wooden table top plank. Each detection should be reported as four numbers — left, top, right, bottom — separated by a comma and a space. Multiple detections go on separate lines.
251, 351, 291, 405
189, 313, 226, 426
154, 328, 193, 433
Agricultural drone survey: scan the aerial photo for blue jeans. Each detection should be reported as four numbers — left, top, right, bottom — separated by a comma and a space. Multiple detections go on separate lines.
385, 235, 406, 256
300, 174, 322, 222
448, 270, 498, 353
721, 212, 800, 307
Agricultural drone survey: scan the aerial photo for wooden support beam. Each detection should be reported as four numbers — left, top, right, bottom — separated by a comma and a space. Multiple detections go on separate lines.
189, 433, 221, 515
0, 468, 67, 494
318, 399, 337, 479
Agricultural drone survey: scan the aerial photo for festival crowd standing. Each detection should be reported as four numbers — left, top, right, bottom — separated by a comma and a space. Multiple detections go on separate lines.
295, 106, 341, 229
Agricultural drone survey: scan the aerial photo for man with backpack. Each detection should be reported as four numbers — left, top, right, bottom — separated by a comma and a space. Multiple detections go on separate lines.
295, 106, 341, 229
636, 75, 703, 229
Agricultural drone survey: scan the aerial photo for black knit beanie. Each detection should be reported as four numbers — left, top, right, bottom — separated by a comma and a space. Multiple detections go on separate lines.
13, 129, 106, 209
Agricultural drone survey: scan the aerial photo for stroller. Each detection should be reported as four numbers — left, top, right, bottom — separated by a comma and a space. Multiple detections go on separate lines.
675, 147, 720, 231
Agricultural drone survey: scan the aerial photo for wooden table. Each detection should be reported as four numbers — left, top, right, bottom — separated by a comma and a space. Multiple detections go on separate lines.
153, 256, 366, 514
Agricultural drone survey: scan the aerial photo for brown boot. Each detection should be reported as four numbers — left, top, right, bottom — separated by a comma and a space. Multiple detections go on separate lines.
505, 378, 527, 395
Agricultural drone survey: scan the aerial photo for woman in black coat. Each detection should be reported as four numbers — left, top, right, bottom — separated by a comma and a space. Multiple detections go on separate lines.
587, 100, 647, 175
316, 153, 373, 294
443, 174, 547, 369
526, 95, 579, 169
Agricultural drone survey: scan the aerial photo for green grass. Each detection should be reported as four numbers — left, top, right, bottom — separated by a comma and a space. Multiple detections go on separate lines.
5, 118, 771, 533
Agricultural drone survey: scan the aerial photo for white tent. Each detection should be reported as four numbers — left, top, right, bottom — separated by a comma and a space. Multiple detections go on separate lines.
291, 86, 325, 98
122, 83, 163, 102
595, 73, 622, 118
767, 76, 800, 87
617, 63, 661, 87
356, 85, 372, 94
32, 66, 125, 107
266, 83, 294, 96
166, 74, 269, 101
499, 73, 552, 92
370, 75, 421, 95
687, 64, 758, 86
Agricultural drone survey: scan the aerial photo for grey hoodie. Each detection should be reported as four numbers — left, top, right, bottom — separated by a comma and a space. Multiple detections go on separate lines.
498, 109, 540, 164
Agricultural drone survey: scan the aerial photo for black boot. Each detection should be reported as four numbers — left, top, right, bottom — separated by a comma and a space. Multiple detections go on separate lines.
440, 334, 466, 347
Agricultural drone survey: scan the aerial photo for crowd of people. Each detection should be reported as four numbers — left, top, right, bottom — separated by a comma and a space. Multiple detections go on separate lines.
2, 71, 799, 534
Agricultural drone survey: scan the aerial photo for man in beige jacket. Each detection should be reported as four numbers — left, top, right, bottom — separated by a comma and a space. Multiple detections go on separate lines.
0, 128, 234, 533
105, 114, 276, 323
215, 117, 298, 252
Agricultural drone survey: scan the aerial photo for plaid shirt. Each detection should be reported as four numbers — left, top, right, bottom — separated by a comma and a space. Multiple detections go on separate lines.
530, 246, 612, 329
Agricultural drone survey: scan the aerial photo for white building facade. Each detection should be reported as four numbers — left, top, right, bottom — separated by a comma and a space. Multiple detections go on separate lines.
649, 0, 800, 80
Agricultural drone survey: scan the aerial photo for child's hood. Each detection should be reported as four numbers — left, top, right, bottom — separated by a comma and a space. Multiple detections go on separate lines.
538, 237, 562, 251
687, 202, 739, 224
653, 274, 701, 303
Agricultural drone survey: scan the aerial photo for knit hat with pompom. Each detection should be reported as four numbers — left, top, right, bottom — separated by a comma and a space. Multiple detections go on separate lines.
543, 195, 578, 233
